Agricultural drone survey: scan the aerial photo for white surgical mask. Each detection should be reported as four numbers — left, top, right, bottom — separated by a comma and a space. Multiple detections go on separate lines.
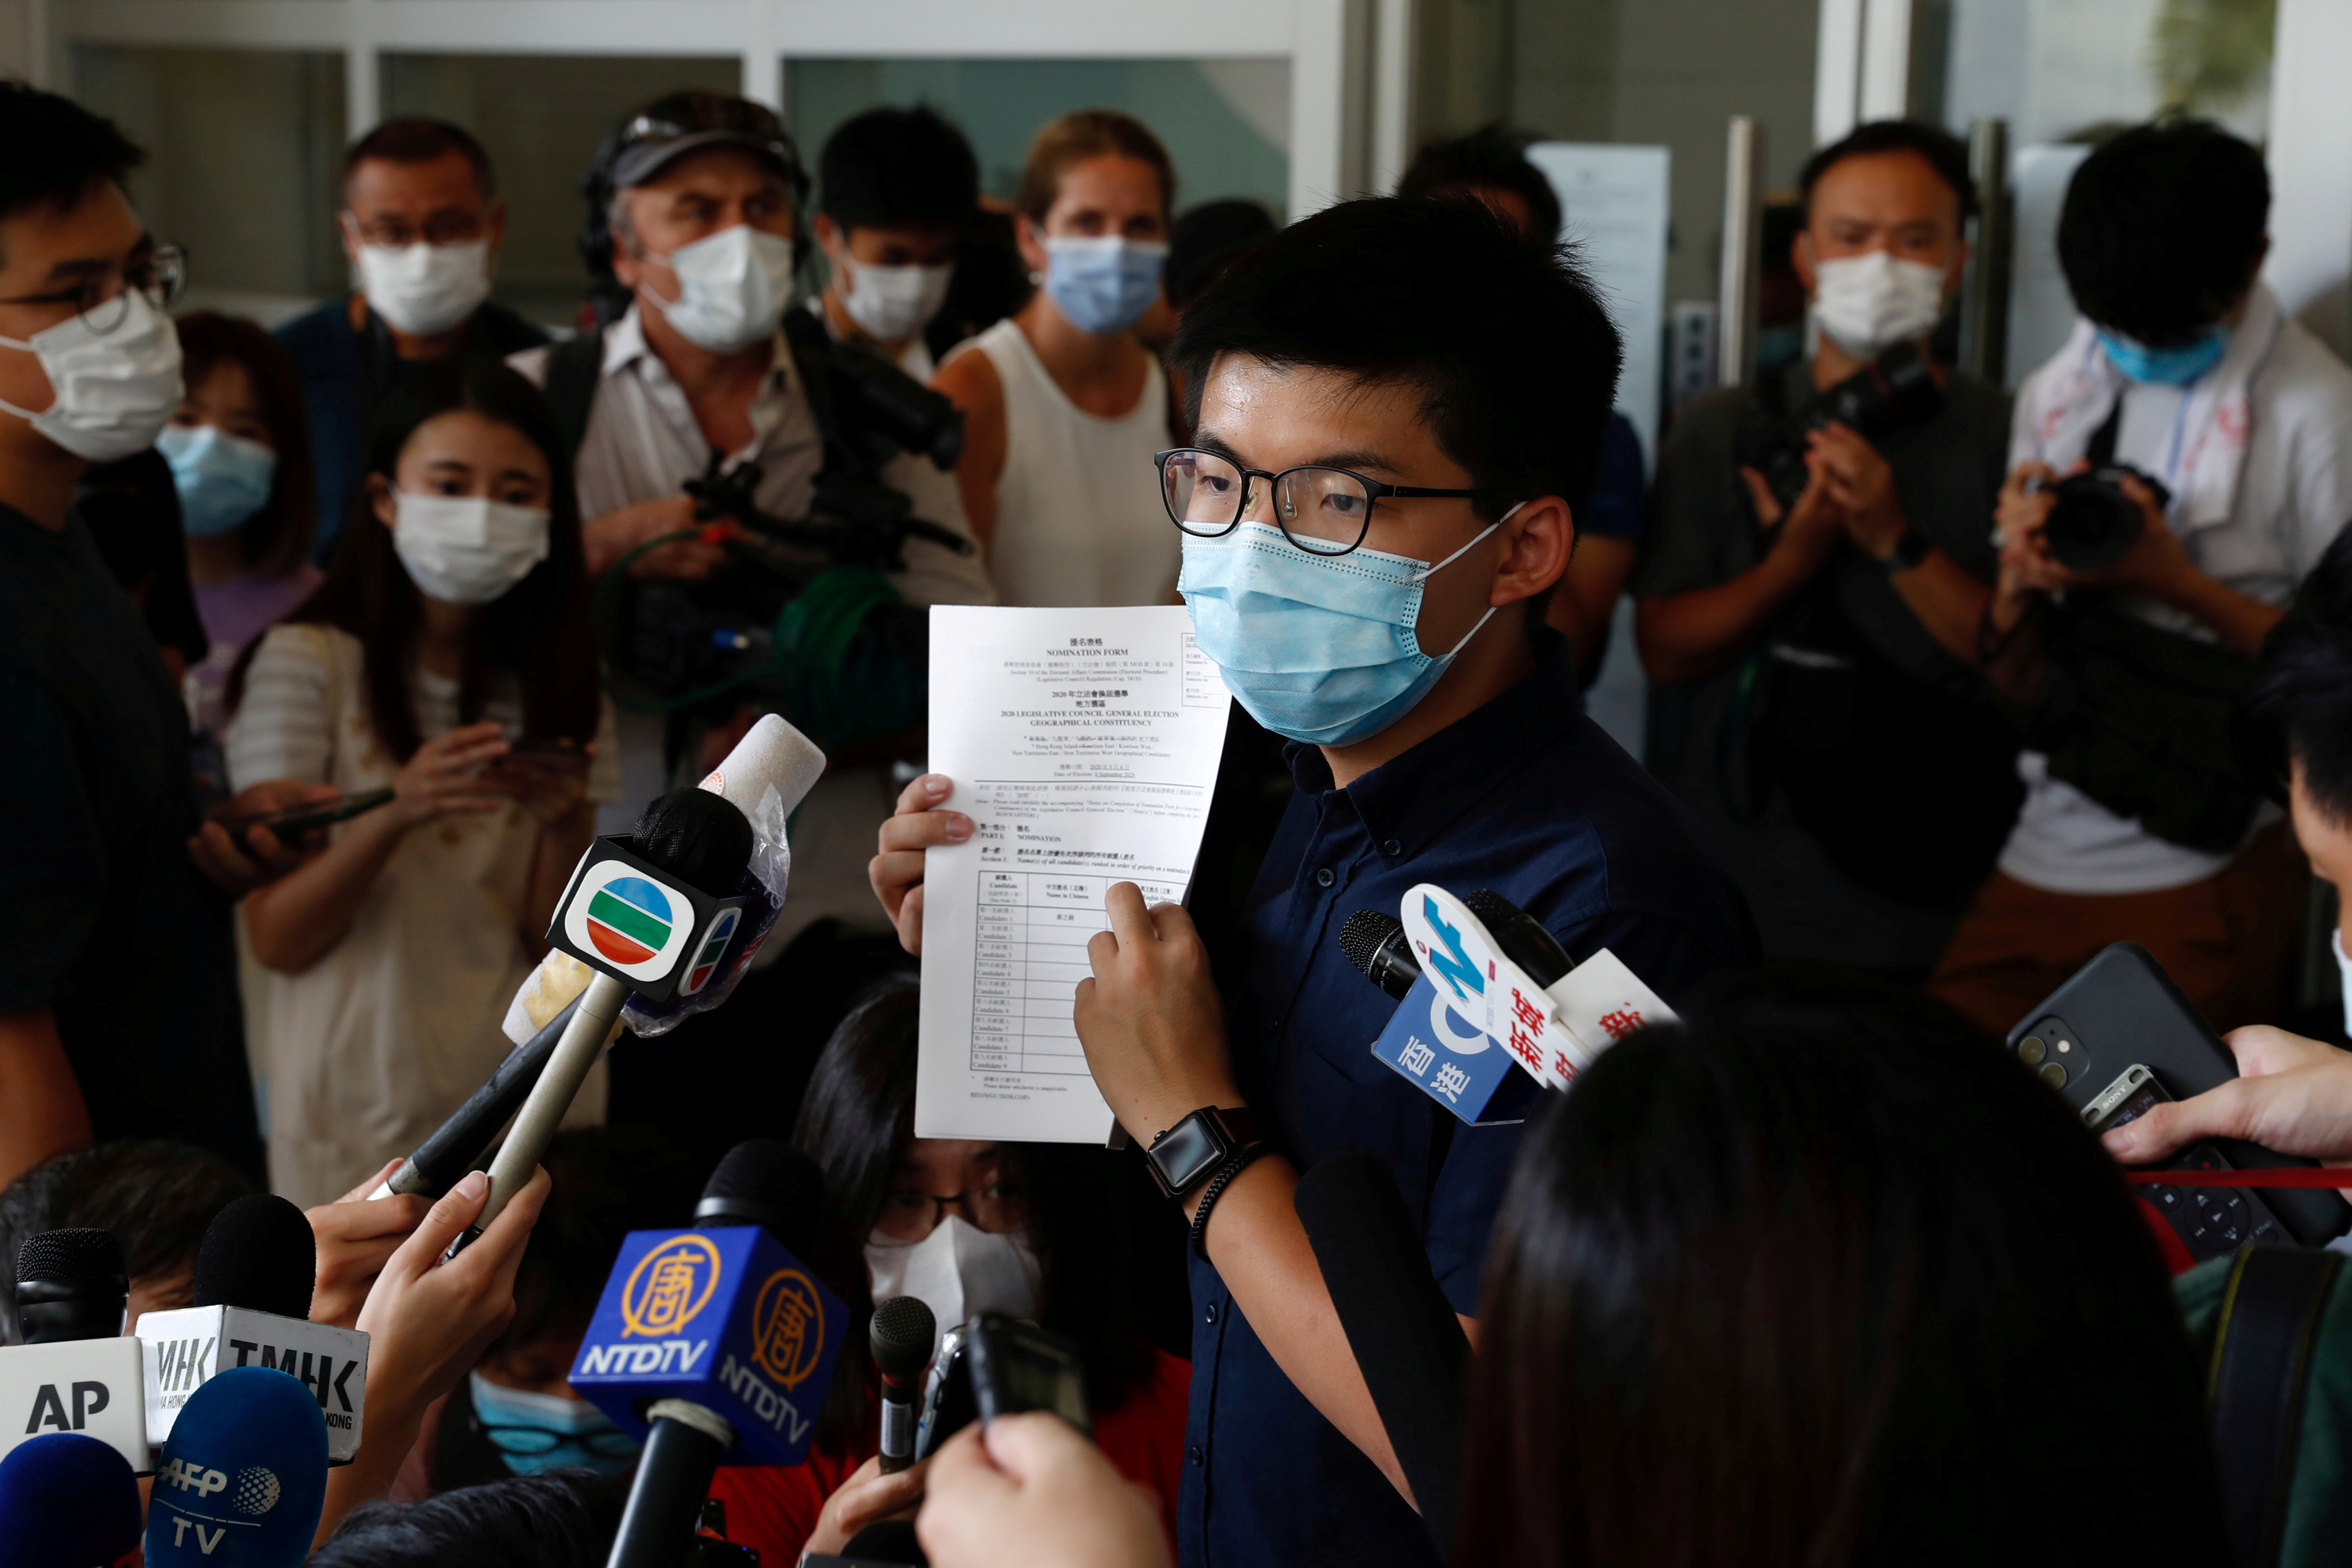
0, 289, 183, 462
1811, 250, 1949, 360
840, 257, 953, 345
865, 1216, 1044, 1362
353, 236, 494, 338
642, 225, 795, 354
390, 491, 550, 605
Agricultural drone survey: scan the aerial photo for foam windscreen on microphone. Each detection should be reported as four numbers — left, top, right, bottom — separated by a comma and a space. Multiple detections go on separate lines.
0, 1432, 141, 1568
698, 712, 826, 821
191, 1195, 316, 1321
634, 787, 755, 900
692, 1139, 825, 1258
146, 1367, 328, 1567
1461, 889, 1573, 988
1293, 1153, 1467, 1557
1340, 910, 1421, 1002
870, 1295, 937, 1388
15, 1228, 126, 1344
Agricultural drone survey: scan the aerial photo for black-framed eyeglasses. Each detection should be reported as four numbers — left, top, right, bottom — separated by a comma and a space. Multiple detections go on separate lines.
1155, 447, 1504, 558
876, 1177, 1025, 1242
0, 243, 187, 336
479, 1424, 641, 1459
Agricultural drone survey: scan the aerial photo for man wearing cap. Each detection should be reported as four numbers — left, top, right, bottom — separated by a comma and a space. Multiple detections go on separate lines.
511, 92, 992, 1134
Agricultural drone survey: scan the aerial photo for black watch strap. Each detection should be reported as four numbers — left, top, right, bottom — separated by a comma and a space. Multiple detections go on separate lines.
1146, 1107, 1266, 1200
1882, 524, 1933, 572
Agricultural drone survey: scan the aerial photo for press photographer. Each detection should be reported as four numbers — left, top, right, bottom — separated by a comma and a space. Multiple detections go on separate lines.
1634, 120, 2018, 979
1932, 120, 2352, 1039
512, 90, 993, 1152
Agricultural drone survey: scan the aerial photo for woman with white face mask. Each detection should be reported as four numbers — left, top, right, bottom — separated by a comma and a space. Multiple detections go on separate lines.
932, 110, 1180, 609
705, 981, 1191, 1565
222, 357, 620, 1208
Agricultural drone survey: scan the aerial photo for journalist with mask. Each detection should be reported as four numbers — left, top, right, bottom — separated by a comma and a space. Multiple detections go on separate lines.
933, 109, 1179, 608
703, 980, 1189, 1564
278, 119, 547, 561
1933, 120, 2352, 1038
1633, 120, 2017, 980
875, 196, 1752, 1568
225, 356, 619, 1207
0, 84, 284, 1189
810, 106, 978, 381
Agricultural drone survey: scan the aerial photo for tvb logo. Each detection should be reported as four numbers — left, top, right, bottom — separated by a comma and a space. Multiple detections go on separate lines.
21, 1379, 109, 1433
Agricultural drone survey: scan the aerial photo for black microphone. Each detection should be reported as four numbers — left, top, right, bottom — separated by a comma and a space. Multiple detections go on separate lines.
871, 1295, 936, 1475
1461, 890, 1574, 988
191, 1195, 314, 1319
1341, 910, 1423, 1001
606, 1142, 829, 1568
15, 1229, 124, 1344
371, 993, 583, 1200
1293, 1153, 1467, 1555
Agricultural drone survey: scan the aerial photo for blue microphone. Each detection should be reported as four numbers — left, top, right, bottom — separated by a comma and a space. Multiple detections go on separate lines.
0, 1432, 140, 1568
145, 1367, 328, 1568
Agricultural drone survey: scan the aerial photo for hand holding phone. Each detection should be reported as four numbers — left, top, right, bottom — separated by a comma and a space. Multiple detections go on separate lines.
215, 787, 397, 855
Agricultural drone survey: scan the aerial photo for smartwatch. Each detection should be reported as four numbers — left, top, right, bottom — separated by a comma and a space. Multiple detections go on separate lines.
1145, 1107, 1266, 1201
1880, 524, 1933, 572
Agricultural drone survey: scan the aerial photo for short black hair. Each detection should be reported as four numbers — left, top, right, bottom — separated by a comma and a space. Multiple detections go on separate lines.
311, 1471, 626, 1567
1166, 199, 1276, 312
0, 80, 143, 240
1172, 195, 1622, 525
2058, 119, 2268, 346
1460, 968, 2228, 1565
819, 106, 978, 233
345, 118, 495, 199
2242, 528, 2352, 821
0, 1141, 252, 1344
1397, 124, 1562, 241
1798, 119, 1976, 225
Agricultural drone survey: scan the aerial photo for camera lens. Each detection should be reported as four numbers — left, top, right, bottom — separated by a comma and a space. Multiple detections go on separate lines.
2018, 1036, 2046, 1066
2038, 1062, 2067, 1089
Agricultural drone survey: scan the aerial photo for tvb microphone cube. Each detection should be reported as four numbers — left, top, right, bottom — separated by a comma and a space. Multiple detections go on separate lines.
570, 1226, 845, 1467
546, 836, 751, 1005
0, 1337, 148, 1474
134, 1307, 368, 1464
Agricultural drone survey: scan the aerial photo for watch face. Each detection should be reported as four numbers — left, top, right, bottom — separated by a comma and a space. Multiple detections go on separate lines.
1152, 1117, 1226, 1193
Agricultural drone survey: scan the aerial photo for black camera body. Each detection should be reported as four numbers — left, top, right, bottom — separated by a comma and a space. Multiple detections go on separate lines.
914, 1312, 1091, 1460
2038, 464, 2167, 571
1741, 342, 1944, 511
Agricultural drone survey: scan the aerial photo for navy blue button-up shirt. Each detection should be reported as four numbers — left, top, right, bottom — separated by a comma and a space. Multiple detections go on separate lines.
1179, 634, 1755, 1568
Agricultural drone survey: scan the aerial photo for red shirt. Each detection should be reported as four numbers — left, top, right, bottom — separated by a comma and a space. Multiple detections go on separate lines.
707, 1347, 1191, 1562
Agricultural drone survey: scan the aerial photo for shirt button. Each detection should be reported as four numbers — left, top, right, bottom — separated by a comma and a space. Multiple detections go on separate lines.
1382, 838, 1403, 857
1315, 866, 1336, 888
1204, 1301, 1220, 1324
1188, 1444, 1205, 1467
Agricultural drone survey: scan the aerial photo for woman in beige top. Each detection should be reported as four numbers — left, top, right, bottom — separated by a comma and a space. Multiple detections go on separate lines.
226, 358, 617, 1206
933, 109, 1180, 608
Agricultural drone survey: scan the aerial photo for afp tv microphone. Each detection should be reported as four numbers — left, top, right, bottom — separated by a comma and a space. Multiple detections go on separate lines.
146, 1366, 328, 1568
136, 1195, 370, 1465
573, 1140, 844, 1568
0, 1230, 148, 1477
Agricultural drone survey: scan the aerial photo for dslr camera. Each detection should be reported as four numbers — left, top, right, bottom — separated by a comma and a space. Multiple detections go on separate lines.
1740, 342, 1944, 512
2032, 464, 2168, 572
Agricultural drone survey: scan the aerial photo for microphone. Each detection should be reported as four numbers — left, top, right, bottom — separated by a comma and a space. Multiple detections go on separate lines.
145, 1366, 328, 1567
575, 1142, 846, 1568
870, 1295, 936, 1475
469, 786, 760, 1242
0, 1432, 141, 1568
370, 993, 584, 1200
1437, 886, 1676, 1076
1293, 1153, 1467, 1557
1460, 890, 1573, 989
136, 1195, 370, 1465
0, 1231, 148, 1477
1341, 910, 1422, 1002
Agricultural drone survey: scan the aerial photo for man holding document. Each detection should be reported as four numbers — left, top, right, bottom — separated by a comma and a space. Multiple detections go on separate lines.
871, 197, 1753, 1568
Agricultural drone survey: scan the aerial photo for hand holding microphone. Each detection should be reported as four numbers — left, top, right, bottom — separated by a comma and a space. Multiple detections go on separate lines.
307, 1161, 431, 1331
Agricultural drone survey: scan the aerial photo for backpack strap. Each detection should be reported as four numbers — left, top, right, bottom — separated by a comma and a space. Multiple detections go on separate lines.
2208, 1244, 2342, 1568
2086, 393, 2125, 469
779, 305, 839, 441
541, 327, 606, 462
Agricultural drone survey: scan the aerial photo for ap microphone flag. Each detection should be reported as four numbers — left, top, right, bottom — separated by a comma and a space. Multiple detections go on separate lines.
570, 1225, 845, 1467
145, 1367, 328, 1568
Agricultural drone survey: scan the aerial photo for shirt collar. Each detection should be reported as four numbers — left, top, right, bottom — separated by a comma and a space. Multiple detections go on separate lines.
602, 302, 799, 397
1284, 629, 1585, 850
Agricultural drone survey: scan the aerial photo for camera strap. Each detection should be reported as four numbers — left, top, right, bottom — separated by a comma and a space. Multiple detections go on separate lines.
2206, 1244, 2342, 1568
2086, 394, 2123, 469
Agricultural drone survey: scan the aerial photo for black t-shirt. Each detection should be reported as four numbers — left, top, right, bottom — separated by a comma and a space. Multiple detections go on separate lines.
0, 502, 263, 1182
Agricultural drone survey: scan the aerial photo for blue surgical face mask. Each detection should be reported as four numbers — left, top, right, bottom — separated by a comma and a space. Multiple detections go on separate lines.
156, 422, 276, 538
1042, 236, 1168, 335
1179, 513, 1515, 747
469, 1372, 638, 1477
2097, 322, 2228, 386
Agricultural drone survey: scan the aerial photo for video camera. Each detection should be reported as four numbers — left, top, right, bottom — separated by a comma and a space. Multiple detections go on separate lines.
1740, 342, 1944, 511
607, 333, 973, 743
2033, 463, 2167, 571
